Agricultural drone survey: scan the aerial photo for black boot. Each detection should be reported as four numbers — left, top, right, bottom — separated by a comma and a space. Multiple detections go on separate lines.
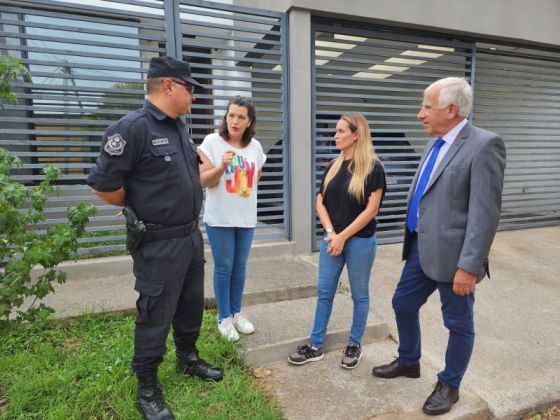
177, 350, 224, 382
136, 371, 175, 420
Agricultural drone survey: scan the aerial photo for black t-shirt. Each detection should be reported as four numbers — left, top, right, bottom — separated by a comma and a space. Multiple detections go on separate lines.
320, 159, 386, 238
87, 100, 202, 225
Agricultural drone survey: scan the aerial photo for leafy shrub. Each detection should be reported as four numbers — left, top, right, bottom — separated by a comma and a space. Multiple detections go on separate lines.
0, 54, 31, 107
0, 148, 97, 323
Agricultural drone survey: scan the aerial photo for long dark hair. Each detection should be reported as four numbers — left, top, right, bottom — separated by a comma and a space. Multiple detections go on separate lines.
218, 95, 257, 146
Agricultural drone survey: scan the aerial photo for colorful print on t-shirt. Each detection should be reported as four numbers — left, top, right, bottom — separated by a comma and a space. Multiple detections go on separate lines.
225, 155, 256, 197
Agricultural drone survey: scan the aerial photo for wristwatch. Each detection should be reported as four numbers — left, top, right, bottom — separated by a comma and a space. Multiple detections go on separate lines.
325, 227, 334, 234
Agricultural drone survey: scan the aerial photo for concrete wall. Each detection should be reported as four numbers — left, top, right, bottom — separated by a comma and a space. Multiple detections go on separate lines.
235, 0, 560, 48
287, 9, 313, 253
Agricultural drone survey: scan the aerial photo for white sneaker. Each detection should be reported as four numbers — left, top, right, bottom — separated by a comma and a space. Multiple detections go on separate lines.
233, 313, 255, 335
218, 317, 239, 341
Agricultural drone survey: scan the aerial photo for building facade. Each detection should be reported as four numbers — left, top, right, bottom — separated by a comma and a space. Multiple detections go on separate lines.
236, 0, 560, 252
1, 0, 559, 254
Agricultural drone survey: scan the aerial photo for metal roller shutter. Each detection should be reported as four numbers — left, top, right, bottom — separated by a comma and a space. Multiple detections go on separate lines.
0, 0, 169, 255
311, 20, 474, 249
473, 43, 560, 230
176, 0, 289, 240
0, 0, 289, 255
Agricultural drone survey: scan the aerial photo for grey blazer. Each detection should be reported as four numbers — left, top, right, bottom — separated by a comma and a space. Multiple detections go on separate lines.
403, 122, 507, 283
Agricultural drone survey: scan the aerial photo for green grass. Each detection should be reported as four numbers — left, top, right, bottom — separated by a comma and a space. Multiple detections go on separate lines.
0, 312, 282, 419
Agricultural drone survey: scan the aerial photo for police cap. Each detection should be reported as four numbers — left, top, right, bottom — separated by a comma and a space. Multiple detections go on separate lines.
147, 56, 203, 88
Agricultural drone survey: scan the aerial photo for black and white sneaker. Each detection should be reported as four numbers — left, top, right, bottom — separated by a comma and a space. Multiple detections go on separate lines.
288, 344, 324, 365
340, 344, 362, 369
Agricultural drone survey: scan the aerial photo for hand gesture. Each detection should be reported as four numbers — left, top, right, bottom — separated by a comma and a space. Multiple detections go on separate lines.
221, 150, 236, 170
326, 233, 346, 256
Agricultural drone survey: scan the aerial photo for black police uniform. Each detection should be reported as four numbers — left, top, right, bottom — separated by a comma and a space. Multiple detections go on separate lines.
87, 100, 204, 373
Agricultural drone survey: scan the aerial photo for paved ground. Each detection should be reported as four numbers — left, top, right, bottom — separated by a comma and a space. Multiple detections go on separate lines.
34, 225, 560, 419
260, 226, 560, 419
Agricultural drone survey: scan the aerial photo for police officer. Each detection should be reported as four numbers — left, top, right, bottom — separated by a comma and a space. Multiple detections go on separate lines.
88, 56, 223, 420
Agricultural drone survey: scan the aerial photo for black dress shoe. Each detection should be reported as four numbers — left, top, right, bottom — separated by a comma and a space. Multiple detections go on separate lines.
422, 381, 459, 415
372, 358, 420, 378
136, 371, 175, 420
177, 351, 224, 382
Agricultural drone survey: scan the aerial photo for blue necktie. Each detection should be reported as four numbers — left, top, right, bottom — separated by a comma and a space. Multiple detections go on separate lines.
406, 138, 445, 233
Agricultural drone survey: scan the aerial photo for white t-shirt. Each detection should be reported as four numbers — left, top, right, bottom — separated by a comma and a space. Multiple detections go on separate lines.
198, 132, 266, 227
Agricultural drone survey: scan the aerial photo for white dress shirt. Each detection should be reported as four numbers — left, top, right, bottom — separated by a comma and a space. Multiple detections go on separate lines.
415, 118, 468, 192
410, 118, 469, 230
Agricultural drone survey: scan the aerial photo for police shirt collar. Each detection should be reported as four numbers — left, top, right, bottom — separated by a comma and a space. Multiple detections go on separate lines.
144, 100, 168, 121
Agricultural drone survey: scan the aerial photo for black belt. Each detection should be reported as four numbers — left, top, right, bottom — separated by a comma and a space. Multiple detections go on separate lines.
143, 219, 199, 242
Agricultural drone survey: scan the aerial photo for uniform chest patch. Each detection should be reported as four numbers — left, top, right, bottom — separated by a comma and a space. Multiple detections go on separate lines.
104, 134, 126, 156
152, 138, 169, 146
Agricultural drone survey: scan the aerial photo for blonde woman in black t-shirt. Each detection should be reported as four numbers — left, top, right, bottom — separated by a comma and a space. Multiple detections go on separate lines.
289, 113, 386, 369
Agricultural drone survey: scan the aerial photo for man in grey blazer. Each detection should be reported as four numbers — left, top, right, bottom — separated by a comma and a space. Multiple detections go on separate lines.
372, 77, 506, 415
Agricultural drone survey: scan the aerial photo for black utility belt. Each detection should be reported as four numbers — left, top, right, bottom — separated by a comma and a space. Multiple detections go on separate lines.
143, 219, 199, 242
125, 218, 198, 251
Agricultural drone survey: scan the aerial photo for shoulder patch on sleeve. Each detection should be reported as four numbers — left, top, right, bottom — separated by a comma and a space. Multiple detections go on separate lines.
104, 133, 127, 156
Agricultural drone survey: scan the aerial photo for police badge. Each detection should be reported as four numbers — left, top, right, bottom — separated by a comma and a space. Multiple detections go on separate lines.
104, 133, 127, 156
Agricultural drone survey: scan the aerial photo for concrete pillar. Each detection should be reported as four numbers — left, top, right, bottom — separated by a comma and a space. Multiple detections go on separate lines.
288, 8, 313, 254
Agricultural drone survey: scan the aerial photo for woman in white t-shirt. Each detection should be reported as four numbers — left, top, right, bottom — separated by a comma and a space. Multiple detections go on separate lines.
198, 96, 266, 341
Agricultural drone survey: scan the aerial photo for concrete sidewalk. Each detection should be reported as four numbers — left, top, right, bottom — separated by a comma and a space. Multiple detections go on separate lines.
37, 226, 560, 419
260, 226, 560, 419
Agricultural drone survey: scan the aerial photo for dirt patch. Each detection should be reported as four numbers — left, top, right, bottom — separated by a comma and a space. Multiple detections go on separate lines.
524, 404, 560, 420
251, 367, 284, 399
62, 337, 83, 353
0, 390, 7, 413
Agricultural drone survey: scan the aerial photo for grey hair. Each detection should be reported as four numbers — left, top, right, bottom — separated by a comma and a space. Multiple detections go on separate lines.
427, 77, 473, 117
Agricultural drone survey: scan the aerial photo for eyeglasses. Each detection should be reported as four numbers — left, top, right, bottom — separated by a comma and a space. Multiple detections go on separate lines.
170, 79, 195, 94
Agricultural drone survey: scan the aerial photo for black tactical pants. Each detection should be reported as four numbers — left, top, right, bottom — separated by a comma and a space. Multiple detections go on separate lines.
130, 228, 204, 374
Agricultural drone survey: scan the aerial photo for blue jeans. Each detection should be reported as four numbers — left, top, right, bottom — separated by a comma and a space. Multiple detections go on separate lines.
392, 233, 475, 389
205, 224, 255, 321
310, 235, 377, 348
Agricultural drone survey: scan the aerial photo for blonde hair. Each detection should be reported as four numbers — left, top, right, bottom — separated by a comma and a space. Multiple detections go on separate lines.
322, 113, 377, 201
